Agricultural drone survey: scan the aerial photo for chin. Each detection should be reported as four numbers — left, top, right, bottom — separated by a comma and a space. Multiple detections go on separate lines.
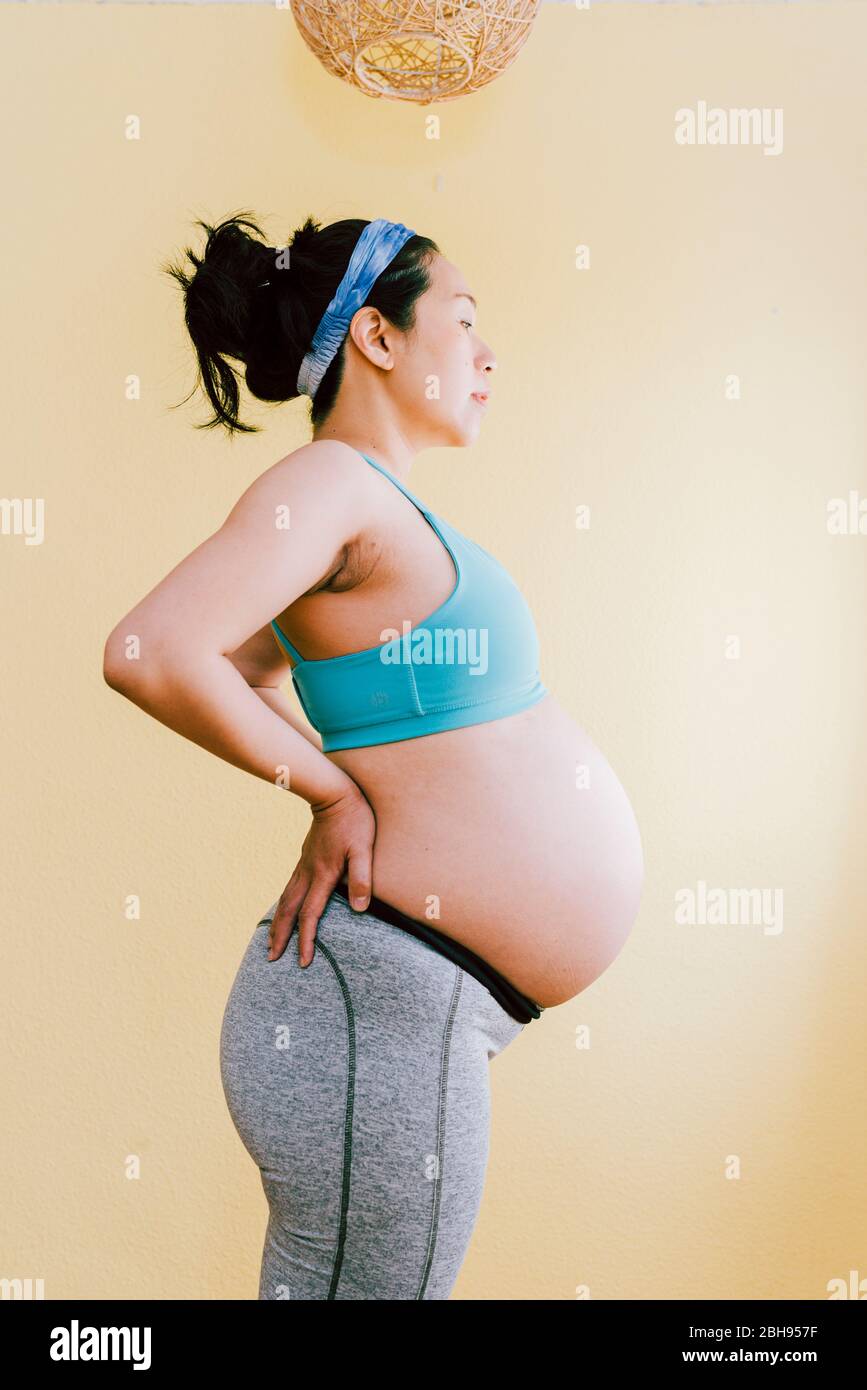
433, 407, 483, 448
455, 415, 483, 446
451, 426, 479, 448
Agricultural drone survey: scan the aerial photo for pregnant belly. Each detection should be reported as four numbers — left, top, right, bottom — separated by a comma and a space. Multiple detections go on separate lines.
329, 694, 644, 1008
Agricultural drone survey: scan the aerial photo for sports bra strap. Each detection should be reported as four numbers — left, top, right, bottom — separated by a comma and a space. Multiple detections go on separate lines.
270, 617, 304, 663
358, 451, 431, 516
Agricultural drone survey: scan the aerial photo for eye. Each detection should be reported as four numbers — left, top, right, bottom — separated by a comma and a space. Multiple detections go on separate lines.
461, 320, 475, 331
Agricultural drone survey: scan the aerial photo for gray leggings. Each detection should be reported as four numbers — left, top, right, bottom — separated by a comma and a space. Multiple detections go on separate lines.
219, 889, 527, 1300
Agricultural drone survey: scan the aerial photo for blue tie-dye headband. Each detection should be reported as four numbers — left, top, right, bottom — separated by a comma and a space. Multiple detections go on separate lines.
293, 218, 416, 400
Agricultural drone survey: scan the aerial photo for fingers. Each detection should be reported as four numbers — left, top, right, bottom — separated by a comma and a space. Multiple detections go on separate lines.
267, 837, 374, 966
267, 883, 304, 962
267, 909, 296, 961
294, 879, 335, 968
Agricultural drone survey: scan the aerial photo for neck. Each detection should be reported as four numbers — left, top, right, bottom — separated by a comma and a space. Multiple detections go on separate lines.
310, 380, 426, 483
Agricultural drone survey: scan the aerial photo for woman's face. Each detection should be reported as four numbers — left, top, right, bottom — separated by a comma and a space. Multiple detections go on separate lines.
394, 253, 497, 447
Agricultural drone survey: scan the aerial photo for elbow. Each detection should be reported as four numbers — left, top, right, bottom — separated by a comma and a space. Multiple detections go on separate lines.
103, 662, 129, 694
102, 634, 125, 691
102, 627, 144, 694
103, 627, 208, 698
103, 653, 132, 695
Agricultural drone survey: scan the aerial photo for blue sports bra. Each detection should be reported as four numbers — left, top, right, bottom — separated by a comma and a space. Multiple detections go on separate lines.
270, 451, 549, 751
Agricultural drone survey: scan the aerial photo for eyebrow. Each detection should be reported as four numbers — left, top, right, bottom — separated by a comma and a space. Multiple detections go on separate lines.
453, 292, 478, 310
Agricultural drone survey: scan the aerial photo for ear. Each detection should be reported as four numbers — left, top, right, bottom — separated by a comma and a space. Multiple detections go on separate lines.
347, 305, 396, 373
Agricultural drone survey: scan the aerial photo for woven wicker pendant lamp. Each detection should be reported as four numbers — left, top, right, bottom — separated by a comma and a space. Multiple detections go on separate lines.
289, 1, 542, 106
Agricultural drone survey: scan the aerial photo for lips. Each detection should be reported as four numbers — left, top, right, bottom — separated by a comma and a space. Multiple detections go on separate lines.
471, 393, 490, 405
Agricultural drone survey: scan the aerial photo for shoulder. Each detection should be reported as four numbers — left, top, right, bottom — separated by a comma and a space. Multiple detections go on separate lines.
225, 439, 375, 534
260, 439, 371, 497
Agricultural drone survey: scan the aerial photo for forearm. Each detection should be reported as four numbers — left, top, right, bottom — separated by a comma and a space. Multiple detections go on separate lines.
249, 683, 324, 753
105, 652, 350, 808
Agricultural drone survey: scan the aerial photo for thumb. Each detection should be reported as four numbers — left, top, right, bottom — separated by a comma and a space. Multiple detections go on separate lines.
345, 849, 371, 911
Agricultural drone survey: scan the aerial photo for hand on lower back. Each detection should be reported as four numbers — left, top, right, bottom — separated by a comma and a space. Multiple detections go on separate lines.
267, 783, 376, 966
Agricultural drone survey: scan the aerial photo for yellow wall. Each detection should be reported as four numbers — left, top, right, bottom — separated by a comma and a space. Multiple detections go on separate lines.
2, 3, 865, 1300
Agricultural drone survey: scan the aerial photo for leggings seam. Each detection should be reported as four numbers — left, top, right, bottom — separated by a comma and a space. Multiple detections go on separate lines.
314, 940, 356, 1301
416, 968, 463, 1299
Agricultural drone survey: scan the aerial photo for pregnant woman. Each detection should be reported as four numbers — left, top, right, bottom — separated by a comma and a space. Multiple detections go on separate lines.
103, 212, 644, 1300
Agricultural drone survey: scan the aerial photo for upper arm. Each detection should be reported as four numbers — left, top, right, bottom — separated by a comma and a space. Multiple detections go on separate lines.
104, 440, 368, 676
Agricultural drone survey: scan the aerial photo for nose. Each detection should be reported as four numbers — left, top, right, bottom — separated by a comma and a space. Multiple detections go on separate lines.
478, 345, 496, 375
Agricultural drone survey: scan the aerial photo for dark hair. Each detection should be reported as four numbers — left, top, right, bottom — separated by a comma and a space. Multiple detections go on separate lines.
163, 210, 440, 438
